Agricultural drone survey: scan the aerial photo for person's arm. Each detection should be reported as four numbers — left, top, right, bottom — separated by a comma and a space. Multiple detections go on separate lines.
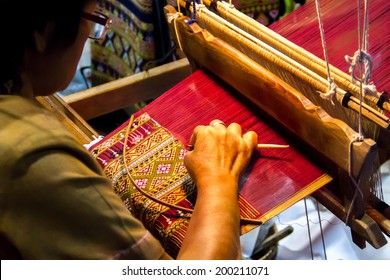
3, 134, 167, 260
177, 120, 258, 259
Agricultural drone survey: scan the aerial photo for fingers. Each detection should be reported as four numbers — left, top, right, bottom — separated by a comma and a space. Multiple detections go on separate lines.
242, 130, 258, 150
189, 120, 257, 152
189, 119, 229, 146
189, 125, 204, 147
209, 119, 227, 129
210, 119, 243, 135
185, 120, 258, 184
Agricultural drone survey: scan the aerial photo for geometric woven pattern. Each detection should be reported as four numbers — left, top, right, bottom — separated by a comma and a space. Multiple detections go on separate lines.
230, 0, 282, 26
91, 0, 157, 85
89, 113, 195, 257
89, 112, 261, 258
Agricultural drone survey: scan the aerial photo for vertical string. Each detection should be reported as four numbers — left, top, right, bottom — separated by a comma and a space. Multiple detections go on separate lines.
315, 0, 367, 237
166, 1, 184, 52
345, 135, 364, 223
357, 0, 363, 139
176, 0, 181, 14
315, 200, 327, 260
357, 0, 362, 53
357, 0, 372, 137
303, 198, 314, 260
314, 0, 337, 104
363, 0, 369, 53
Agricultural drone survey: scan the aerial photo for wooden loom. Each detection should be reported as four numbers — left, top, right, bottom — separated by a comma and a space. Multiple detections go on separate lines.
159, 0, 390, 249
37, 0, 390, 252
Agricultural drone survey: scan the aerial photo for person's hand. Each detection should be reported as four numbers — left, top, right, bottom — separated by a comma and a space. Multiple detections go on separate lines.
178, 120, 258, 259
184, 119, 258, 192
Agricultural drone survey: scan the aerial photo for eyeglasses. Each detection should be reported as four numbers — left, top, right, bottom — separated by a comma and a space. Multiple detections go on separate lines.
81, 11, 112, 40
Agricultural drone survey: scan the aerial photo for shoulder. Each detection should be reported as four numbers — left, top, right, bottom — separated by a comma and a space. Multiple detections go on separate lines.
0, 95, 100, 181
0, 95, 75, 143
0, 95, 86, 157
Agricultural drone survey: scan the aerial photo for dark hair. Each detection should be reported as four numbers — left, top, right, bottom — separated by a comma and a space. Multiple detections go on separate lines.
0, 0, 93, 94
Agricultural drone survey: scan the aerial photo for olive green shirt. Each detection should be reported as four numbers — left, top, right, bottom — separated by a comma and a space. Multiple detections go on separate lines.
0, 95, 165, 259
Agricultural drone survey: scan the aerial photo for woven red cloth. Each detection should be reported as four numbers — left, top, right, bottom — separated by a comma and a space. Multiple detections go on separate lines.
88, 69, 331, 257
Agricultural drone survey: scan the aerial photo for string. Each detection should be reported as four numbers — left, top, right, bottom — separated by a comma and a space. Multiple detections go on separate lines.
314, 0, 337, 105
360, 0, 383, 101
177, 0, 181, 14
362, 0, 369, 54
314, 0, 372, 241
303, 198, 328, 259
166, 10, 184, 52
315, 200, 328, 260
344, 0, 367, 224
122, 114, 263, 225
303, 198, 314, 260
227, 0, 234, 10
345, 134, 365, 223
356, 0, 370, 137
211, 0, 390, 119
345, 0, 374, 95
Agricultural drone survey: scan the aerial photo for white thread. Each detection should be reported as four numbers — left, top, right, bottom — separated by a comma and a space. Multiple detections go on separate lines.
176, 0, 181, 14
228, 1, 234, 10
317, 78, 336, 105
167, 12, 179, 23
363, 82, 382, 99
346, 0, 374, 92
314, 0, 337, 104
167, 12, 184, 52
345, 49, 373, 86
362, 0, 369, 53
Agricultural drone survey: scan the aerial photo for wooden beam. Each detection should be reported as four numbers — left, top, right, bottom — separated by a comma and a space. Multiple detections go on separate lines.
36, 94, 99, 144
62, 58, 192, 120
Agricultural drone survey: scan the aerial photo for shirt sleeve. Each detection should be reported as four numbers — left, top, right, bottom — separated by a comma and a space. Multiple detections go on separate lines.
2, 135, 166, 260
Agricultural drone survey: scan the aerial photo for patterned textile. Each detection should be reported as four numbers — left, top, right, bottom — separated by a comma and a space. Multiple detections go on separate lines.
225, 0, 306, 26
91, 0, 172, 86
229, 0, 281, 26
89, 1, 305, 85
89, 112, 262, 258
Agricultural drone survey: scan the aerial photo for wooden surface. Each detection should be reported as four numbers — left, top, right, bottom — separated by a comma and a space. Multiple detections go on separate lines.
63, 58, 192, 120
169, 16, 377, 184
36, 94, 99, 144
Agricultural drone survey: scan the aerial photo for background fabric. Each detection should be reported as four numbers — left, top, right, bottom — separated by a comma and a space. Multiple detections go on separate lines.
90, 0, 174, 86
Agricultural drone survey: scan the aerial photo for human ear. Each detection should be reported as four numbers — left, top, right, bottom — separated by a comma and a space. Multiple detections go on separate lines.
33, 21, 56, 53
